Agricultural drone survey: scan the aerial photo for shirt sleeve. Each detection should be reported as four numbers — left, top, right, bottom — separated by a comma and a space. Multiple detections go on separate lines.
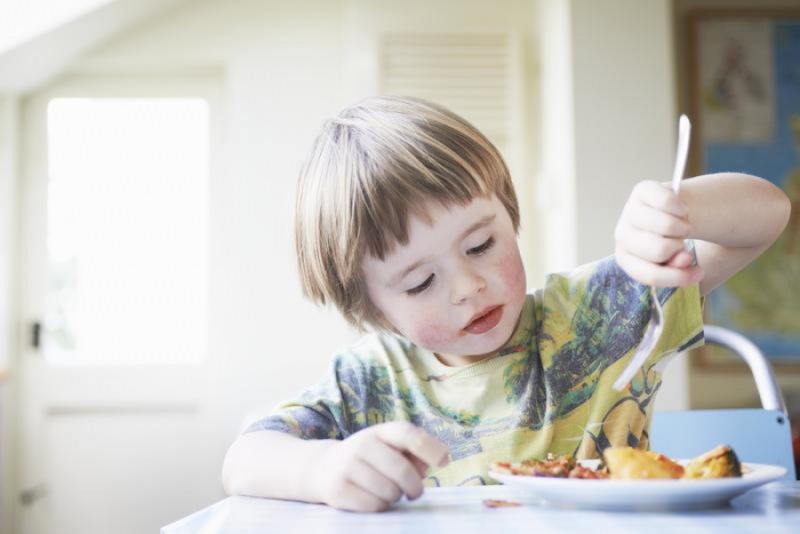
541, 256, 704, 375
244, 353, 361, 440
650, 277, 705, 361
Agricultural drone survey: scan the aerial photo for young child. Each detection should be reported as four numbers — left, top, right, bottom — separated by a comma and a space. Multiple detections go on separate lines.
222, 96, 790, 512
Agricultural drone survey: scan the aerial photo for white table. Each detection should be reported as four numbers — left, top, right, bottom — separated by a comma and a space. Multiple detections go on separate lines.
162, 482, 800, 533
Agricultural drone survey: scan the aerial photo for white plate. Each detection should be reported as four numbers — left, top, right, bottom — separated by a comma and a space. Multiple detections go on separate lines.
489, 460, 787, 511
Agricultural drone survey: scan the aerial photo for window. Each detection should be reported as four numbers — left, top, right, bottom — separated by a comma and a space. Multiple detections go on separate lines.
45, 98, 209, 365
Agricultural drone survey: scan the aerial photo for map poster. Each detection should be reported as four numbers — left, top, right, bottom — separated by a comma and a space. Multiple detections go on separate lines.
690, 10, 800, 366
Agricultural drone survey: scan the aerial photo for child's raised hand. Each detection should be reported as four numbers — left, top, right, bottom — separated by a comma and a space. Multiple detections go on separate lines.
311, 421, 450, 512
614, 181, 704, 287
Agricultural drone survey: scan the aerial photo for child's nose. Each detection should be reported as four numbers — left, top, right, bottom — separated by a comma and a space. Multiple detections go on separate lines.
449, 269, 487, 305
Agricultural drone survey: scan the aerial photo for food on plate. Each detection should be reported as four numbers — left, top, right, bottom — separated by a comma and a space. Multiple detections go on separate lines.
490, 452, 609, 479
603, 447, 685, 479
567, 463, 608, 480
682, 445, 742, 479
489, 445, 743, 481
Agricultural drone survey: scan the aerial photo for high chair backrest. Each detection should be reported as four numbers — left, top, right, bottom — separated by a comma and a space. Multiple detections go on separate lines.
650, 326, 796, 480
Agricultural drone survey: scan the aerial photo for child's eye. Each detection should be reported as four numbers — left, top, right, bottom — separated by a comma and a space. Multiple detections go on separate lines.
467, 236, 495, 256
406, 274, 434, 296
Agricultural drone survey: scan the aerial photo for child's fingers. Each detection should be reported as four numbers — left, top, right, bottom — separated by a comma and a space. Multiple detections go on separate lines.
334, 480, 391, 513
375, 422, 450, 469
618, 227, 688, 264
347, 459, 404, 504
359, 439, 425, 500
617, 250, 704, 287
625, 202, 691, 237
404, 451, 429, 478
632, 180, 688, 217
665, 250, 695, 268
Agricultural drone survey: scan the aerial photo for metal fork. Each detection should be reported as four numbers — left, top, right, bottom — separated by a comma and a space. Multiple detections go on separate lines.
613, 115, 691, 391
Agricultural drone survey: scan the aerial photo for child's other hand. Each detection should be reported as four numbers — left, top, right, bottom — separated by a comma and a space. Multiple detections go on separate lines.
614, 181, 704, 287
311, 421, 450, 512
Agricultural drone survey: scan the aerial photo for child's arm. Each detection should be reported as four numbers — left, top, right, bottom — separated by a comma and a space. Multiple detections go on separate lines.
681, 173, 790, 294
222, 422, 449, 512
615, 172, 790, 295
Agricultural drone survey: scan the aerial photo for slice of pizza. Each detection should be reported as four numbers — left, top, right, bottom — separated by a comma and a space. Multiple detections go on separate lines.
489, 453, 608, 479
602, 447, 685, 480
489, 454, 574, 477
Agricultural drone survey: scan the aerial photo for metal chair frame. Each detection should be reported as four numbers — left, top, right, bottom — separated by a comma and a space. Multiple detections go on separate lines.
651, 325, 796, 480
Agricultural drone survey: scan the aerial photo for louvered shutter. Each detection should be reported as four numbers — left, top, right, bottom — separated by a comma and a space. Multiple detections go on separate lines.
379, 33, 511, 155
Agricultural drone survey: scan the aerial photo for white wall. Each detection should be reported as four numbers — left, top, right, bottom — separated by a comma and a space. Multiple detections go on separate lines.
537, 0, 578, 274
538, 0, 680, 266
0, 93, 19, 534
0, 96, 17, 382
571, 0, 678, 265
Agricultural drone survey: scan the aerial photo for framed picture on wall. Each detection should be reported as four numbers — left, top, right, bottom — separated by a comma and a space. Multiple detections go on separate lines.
688, 9, 800, 368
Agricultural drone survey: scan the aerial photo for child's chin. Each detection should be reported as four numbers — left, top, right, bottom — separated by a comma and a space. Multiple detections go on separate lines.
464, 326, 513, 355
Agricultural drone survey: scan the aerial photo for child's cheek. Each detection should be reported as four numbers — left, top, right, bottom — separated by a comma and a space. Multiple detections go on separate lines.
415, 320, 455, 350
496, 247, 526, 293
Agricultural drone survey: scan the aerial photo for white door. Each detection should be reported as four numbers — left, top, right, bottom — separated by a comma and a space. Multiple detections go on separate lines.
16, 74, 225, 534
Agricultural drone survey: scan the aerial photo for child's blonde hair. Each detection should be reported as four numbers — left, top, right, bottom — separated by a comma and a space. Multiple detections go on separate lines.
295, 95, 519, 329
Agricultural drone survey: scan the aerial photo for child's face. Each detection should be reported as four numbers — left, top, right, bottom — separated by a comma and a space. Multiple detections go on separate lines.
363, 195, 527, 362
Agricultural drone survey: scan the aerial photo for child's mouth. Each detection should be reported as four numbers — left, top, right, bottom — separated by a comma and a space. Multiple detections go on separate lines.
463, 305, 503, 335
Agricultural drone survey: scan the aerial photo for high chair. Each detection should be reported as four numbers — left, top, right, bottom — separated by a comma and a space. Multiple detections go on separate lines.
650, 325, 797, 480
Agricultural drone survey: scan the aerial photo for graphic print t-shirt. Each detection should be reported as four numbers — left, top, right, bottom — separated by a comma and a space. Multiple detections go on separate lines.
246, 257, 704, 487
